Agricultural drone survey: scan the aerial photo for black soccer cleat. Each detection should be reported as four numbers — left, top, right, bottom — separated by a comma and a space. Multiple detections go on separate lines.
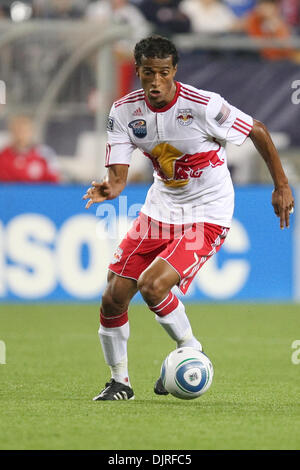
154, 377, 169, 396
93, 378, 135, 401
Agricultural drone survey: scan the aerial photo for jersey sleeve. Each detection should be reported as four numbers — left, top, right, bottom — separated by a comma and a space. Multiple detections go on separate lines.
105, 104, 136, 167
205, 92, 253, 145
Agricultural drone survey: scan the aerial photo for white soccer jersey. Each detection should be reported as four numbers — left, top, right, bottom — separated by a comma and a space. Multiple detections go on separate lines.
105, 81, 253, 226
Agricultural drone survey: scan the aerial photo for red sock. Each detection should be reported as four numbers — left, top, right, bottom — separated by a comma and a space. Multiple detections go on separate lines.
100, 308, 128, 328
149, 292, 179, 317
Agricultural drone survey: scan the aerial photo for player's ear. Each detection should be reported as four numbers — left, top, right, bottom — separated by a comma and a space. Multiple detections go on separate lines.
135, 64, 140, 77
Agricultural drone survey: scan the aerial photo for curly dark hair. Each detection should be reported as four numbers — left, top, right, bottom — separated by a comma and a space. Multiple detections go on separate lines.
134, 35, 179, 67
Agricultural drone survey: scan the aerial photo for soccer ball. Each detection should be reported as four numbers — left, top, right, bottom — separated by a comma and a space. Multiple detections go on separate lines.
160, 347, 214, 400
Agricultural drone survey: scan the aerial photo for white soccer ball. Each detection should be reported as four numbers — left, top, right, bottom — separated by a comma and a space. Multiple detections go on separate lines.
160, 347, 214, 400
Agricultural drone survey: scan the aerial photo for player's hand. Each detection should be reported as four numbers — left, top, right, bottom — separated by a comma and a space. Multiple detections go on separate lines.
82, 180, 112, 209
272, 184, 294, 229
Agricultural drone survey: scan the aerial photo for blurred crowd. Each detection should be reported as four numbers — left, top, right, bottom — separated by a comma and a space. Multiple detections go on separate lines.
0, 0, 298, 37
0, 1, 299, 68
0, 0, 299, 184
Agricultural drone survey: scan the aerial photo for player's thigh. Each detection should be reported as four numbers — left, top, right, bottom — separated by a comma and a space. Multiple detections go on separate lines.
102, 271, 138, 315
159, 222, 229, 294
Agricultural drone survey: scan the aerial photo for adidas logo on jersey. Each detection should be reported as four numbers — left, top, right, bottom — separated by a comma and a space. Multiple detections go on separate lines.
133, 107, 143, 116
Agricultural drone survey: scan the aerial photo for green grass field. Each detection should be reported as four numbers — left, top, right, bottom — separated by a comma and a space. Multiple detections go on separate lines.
0, 303, 299, 450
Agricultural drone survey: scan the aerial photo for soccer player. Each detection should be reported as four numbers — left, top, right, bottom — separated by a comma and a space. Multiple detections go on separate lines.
83, 35, 294, 401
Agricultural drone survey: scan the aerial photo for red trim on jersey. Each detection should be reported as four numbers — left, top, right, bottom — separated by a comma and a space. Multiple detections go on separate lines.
179, 93, 209, 106
180, 85, 210, 102
236, 117, 252, 129
115, 89, 144, 106
232, 117, 252, 136
234, 119, 252, 133
115, 96, 145, 108
144, 81, 181, 113
232, 125, 249, 136
105, 143, 111, 166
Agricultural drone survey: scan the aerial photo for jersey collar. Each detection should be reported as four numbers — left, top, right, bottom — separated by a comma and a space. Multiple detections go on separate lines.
144, 81, 181, 113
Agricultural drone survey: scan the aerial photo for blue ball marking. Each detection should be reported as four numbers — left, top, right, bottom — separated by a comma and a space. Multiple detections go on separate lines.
175, 361, 207, 393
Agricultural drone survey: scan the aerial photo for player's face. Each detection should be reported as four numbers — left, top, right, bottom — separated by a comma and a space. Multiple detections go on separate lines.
136, 55, 177, 108
9, 117, 34, 147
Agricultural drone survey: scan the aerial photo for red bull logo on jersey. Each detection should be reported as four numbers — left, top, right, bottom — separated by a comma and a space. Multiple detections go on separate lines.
145, 142, 224, 188
174, 144, 224, 182
176, 109, 193, 126
111, 247, 123, 264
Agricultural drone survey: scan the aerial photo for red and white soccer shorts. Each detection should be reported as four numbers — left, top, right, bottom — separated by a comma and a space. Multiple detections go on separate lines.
109, 212, 229, 294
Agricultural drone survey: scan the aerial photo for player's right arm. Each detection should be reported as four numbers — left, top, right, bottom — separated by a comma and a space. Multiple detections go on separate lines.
83, 164, 128, 209
83, 102, 135, 209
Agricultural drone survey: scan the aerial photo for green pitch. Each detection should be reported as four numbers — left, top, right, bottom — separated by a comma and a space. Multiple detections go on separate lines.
0, 303, 299, 450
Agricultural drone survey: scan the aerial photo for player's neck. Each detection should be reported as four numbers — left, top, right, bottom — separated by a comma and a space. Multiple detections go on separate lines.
160, 82, 177, 108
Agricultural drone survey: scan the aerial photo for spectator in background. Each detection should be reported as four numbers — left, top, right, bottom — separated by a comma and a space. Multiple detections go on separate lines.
180, 0, 236, 34
86, 0, 149, 42
222, 0, 256, 18
243, 0, 293, 60
85, 0, 150, 98
279, 0, 300, 32
0, 115, 60, 183
137, 0, 191, 36
0, 6, 9, 18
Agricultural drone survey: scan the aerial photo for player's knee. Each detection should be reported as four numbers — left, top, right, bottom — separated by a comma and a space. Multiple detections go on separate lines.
137, 272, 167, 305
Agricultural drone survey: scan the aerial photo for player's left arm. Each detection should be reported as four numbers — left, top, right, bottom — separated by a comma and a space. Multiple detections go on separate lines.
249, 119, 294, 229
